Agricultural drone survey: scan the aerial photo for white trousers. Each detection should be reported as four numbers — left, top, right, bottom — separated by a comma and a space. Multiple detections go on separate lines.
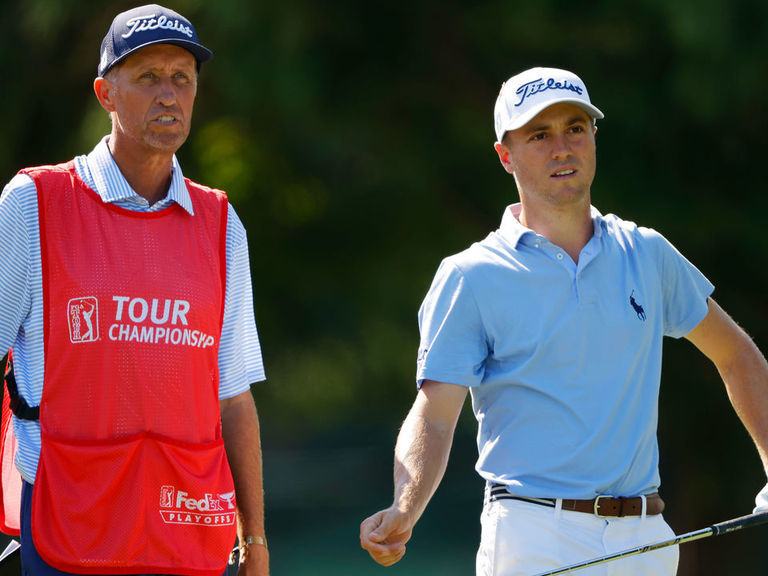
477, 498, 679, 576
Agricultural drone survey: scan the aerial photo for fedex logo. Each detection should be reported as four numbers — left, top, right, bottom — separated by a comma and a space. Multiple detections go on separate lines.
159, 485, 236, 527
67, 297, 99, 343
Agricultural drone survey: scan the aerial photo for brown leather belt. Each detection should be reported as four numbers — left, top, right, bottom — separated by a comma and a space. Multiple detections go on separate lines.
488, 485, 665, 517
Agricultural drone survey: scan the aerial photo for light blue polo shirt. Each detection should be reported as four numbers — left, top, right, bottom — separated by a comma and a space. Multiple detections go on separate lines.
416, 203, 714, 499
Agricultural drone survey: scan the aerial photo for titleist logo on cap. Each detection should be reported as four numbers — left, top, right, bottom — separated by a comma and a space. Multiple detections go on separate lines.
514, 77, 584, 107
493, 67, 603, 141
122, 13, 194, 39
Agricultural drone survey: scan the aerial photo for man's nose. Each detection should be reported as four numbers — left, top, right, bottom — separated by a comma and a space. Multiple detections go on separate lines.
551, 133, 573, 160
155, 77, 177, 106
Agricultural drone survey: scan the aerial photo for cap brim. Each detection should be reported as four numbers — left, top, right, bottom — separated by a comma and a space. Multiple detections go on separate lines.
502, 98, 605, 135
101, 39, 213, 76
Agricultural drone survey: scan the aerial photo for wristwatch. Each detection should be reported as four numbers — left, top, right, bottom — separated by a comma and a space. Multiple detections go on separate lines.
241, 535, 267, 550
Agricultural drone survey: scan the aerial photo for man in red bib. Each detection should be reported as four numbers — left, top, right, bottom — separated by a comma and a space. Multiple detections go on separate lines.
0, 5, 269, 576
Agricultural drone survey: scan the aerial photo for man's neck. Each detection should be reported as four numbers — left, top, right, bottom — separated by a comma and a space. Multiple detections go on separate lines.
518, 201, 593, 264
108, 137, 175, 206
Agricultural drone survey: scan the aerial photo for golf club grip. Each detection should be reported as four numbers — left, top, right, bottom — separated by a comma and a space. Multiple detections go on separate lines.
711, 510, 768, 536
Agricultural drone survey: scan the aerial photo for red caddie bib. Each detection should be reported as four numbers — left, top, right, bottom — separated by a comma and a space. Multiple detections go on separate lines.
25, 162, 235, 575
0, 352, 22, 536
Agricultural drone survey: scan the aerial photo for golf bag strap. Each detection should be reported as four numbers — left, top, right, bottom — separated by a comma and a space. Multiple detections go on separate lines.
3, 358, 39, 422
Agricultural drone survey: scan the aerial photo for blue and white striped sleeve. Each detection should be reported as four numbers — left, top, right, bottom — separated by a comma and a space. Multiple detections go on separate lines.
218, 203, 265, 399
0, 174, 36, 356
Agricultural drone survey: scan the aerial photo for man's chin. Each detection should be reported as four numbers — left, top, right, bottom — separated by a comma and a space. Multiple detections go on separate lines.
146, 132, 189, 154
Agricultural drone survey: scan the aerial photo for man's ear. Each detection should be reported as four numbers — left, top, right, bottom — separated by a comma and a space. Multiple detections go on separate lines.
94, 77, 117, 113
493, 142, 514, 175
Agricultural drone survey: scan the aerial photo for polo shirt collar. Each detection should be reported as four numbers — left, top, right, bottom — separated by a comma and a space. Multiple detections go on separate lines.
499, 202, 606, 247
85, 136, 195, 215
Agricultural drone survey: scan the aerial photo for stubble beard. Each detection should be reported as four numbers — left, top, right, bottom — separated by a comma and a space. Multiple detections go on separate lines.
144, 118, 191, 154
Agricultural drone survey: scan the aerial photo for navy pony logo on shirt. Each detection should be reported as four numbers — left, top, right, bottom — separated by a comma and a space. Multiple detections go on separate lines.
629, 290, 646, 321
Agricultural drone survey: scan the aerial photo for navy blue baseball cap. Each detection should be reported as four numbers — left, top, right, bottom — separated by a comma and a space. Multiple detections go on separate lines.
98, 4, 213, 77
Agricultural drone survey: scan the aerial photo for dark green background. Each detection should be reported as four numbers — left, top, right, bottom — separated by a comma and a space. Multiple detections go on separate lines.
1, 0, 767, 574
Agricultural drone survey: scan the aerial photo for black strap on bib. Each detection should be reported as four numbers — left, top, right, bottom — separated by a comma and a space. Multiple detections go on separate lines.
3, 356, 40, 421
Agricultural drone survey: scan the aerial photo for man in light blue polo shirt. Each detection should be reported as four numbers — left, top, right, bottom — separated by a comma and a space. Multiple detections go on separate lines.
360, 67, 768, 575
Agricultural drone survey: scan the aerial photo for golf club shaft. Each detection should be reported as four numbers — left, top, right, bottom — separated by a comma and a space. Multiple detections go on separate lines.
532, 510, 768, 576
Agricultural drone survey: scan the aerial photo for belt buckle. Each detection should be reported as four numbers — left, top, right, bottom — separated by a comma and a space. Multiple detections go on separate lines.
593, 494, 615, 517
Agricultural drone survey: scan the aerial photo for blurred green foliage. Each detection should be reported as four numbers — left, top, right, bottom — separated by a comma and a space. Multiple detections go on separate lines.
2, 0, 768, 573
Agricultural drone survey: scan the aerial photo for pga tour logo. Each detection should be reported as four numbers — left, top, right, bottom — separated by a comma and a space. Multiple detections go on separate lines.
67, 297, 99, 343
159, 485, 236, 527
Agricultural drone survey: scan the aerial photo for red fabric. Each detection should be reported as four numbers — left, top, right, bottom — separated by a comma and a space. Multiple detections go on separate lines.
0, 352, 21, 536
24, 163, 234, 575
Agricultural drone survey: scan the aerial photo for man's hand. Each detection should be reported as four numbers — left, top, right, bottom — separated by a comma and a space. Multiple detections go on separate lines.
359, 381, 467, 567
234, 544, 269, 576
360, 507, 414, 566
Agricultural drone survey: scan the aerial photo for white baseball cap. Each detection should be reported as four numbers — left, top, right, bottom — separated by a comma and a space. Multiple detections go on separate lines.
493, 67, 604, 142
